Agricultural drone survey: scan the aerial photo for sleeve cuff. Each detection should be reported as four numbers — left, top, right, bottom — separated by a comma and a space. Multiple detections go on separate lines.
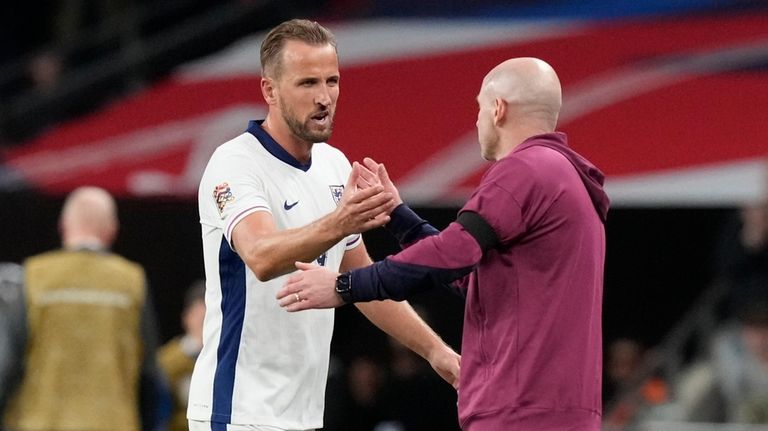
384, 204, 439, 246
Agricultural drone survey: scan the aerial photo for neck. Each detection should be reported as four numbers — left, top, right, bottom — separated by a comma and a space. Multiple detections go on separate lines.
63, 233, 107, 251
496, 124, 553, 159
261, 115, 313, 163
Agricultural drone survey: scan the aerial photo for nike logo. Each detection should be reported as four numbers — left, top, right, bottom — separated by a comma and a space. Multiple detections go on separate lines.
284, 200, 299, 210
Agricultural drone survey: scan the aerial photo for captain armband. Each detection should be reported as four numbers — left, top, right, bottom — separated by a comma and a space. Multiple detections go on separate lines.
457, 211, 500, 253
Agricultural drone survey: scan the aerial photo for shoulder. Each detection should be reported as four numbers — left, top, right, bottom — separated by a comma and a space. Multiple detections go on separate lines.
209, 132, 260, 163
201, 133, 265, 187
94, 252, 146, 280
486, 145, 571, 187
24, 250, 64, 268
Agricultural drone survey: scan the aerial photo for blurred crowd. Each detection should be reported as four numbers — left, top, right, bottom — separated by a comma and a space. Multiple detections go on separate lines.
603, 196, 768, 429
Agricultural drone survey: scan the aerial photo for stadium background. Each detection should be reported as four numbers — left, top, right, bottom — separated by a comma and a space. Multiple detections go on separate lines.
1, 0, 766, 429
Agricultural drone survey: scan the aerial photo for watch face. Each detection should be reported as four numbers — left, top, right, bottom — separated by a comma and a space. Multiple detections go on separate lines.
335, 272, 352, 303
336, 273, 350, 292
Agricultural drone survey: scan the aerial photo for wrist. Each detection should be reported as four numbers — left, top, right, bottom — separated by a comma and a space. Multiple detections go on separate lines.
426, 340, 452, 363
319, 211, 347, 239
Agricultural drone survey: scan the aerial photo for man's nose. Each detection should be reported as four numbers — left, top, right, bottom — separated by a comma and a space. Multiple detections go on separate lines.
315, 85, 331, 107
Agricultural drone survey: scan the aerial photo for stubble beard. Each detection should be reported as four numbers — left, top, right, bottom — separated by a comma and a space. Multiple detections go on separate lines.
282, 104, 334, 144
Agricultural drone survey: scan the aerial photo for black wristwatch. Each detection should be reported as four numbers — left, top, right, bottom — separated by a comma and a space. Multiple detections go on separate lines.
335, 271, 353, 303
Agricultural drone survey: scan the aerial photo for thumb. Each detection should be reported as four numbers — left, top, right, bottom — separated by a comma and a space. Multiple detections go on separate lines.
295, 261, 319, 271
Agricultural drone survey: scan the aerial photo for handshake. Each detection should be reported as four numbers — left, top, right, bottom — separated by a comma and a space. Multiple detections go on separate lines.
274, 157, 400, 311
330, 156, 403, 238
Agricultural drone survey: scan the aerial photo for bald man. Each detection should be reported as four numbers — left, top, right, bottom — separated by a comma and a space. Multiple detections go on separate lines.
277, 58, 610, 430
0, 187, 165, 431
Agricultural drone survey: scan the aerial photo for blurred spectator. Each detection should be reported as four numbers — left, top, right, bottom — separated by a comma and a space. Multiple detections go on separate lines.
715, 199, 768, 319
0, 186, 167, 431
378, 334, 460, 430
53, 0, 130, 48
27, 49, 64, 96
604, 338, 645, 403
323, 355, 389, 431
157, 280, 206, 431
711, 299, 768, 423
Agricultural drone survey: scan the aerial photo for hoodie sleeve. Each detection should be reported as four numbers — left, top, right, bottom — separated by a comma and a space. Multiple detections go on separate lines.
348, 172, 514, 302
349, 221, 486, 301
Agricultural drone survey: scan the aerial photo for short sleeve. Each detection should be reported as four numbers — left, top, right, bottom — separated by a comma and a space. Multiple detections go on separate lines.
345, 234, 362, 250
201, 148, 271, 246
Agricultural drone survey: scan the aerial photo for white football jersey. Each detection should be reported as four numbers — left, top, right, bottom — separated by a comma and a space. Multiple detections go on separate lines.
188, 120, 360, 429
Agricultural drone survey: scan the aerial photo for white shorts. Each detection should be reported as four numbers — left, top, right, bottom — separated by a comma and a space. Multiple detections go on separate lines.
188, 420, 313, 431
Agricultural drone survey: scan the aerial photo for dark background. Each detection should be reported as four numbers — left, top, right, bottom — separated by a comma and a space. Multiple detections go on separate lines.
0, 191, 731, 355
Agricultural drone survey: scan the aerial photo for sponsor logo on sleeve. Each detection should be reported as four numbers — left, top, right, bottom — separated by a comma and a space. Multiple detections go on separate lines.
213, 182, 235, 217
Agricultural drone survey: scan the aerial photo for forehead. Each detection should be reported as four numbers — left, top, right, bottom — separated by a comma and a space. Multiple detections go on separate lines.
279, 40, 339, 77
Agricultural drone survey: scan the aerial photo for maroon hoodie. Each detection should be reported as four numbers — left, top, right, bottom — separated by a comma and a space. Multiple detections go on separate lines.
350, 132, 609, 430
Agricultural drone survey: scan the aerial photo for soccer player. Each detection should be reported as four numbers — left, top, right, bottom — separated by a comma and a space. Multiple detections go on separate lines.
278, 57, 610, 430
188, 19, 460, 431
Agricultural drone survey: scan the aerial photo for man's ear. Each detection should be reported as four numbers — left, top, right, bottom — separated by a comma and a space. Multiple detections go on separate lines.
261, 77, 277, 105
493, 97, 507, 126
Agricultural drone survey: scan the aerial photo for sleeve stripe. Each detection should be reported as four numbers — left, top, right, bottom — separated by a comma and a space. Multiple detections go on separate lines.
225, 205, 271, 241
346, 234, 362, 247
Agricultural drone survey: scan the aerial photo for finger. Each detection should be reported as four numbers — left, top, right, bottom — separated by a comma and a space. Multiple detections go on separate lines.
284, 299, 310, 312
346, 185, 385, 204
276, 280, 299, 300
359, 215, 391, 231
284, 272, 302, 284
370, 212, 392, 226
278, 295, 294, 307
378, 163, 392, 186
362, 157, 380, 172
358, 163, 379, 185
344, 162, 360, 193
357, 195, 396, 219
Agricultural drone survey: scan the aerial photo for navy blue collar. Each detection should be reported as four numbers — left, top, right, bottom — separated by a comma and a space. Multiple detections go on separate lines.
247, 120, 312, 172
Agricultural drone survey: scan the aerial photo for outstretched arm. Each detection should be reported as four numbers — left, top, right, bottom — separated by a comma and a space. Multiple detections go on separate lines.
277, 208, 498, 307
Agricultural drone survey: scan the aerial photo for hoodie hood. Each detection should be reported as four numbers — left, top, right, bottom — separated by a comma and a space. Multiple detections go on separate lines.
518, 132, 610, 222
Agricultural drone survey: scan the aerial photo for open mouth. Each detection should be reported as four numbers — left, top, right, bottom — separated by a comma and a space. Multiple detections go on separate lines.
311, 111, 330, 125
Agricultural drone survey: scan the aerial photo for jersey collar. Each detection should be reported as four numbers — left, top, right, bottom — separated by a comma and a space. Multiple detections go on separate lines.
247, 120, 312, 172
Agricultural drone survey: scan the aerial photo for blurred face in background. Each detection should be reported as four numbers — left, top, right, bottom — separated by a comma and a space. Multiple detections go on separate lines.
743, 322, 768, 364
274, 40, 339, 144
183, 298, 206, 349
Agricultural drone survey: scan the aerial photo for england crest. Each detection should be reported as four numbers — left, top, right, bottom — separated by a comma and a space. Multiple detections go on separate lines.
329, 185, 344, 205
